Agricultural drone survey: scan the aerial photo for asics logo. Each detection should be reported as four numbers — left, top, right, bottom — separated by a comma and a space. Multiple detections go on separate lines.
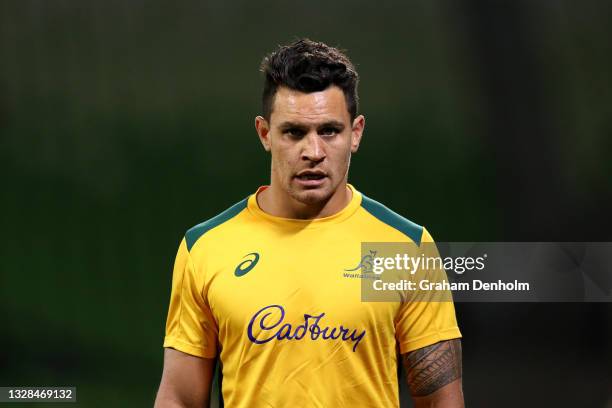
235, 252, 260, 277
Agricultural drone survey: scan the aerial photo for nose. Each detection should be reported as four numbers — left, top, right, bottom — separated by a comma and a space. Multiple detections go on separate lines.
301, 133, 326, 163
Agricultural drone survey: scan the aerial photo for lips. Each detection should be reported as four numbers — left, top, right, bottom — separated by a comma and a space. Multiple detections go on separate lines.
294, 170, 328, 187
296, 170, 326, 179
296, 174, 325, 181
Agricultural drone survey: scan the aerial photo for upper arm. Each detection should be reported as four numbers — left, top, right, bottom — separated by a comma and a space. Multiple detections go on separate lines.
402, 339, 464, 407
397, 229, 464, 406
156, 238, 219, 407
155, 348, 216, 408
163, 238, 218, 358
395, 229, 461, 353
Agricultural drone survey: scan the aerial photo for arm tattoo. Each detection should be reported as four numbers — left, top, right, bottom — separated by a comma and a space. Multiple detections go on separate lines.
403, 339, 462, 397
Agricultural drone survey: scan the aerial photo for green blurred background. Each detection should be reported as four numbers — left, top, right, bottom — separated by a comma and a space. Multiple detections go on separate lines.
1, 1, 611, 407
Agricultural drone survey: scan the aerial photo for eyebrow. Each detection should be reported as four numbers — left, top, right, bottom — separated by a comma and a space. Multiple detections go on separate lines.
277, 120, 346, 132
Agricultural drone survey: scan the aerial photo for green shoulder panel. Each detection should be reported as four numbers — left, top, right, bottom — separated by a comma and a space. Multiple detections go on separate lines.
185, 197, 249, 251
360, 194, 424, 246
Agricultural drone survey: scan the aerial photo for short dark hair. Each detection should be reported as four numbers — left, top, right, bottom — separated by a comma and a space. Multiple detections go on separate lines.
259, 38, 359, 121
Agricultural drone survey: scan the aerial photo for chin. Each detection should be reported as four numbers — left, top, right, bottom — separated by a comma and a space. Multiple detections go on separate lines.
289, 186, 334, 206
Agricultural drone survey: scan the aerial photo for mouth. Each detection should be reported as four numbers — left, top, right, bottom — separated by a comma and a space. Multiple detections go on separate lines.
294, 171, 328, 187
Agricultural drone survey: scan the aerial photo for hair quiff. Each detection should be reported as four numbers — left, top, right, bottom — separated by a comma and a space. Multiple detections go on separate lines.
259, 38, 359, 121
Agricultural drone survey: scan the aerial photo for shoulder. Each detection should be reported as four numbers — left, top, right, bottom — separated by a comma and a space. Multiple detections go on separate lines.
359, 192, 426, 245
185, 196, 249, 252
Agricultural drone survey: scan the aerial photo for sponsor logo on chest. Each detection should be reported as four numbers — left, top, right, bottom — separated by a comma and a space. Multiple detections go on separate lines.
247, 304, 366, 352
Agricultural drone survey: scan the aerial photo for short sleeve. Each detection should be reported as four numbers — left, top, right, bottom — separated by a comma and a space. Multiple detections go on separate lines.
163, 237, 218, 358
395, 228, 462, 354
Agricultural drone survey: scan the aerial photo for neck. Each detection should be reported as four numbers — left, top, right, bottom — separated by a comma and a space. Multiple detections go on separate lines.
257, 182, 352, 220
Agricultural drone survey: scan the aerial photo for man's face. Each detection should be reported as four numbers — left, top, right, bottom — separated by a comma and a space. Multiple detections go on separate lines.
256, 85, 364, 205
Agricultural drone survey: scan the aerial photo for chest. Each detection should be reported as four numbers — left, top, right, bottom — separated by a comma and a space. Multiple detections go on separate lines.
203, 233, 399, 350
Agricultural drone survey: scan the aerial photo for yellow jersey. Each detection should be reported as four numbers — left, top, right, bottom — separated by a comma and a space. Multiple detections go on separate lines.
163, 184, 461, 407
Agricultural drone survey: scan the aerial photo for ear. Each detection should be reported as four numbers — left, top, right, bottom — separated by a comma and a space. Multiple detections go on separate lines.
255, 116, 271, 152
350, 114, 365, 153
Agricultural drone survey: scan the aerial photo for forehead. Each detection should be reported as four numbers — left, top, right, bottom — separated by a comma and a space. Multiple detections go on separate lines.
270, 86, 350, 126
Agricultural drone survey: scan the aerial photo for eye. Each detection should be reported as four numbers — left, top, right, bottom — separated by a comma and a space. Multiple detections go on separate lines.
319, 127, 340, 137
284, 128, 305, 138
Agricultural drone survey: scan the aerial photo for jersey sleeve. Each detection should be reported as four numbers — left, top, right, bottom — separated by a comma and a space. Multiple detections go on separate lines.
163, 237, 218, 358
394, 228, 462, 354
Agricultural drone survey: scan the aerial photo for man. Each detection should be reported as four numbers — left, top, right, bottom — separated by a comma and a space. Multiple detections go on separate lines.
155, 39, 463, 407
